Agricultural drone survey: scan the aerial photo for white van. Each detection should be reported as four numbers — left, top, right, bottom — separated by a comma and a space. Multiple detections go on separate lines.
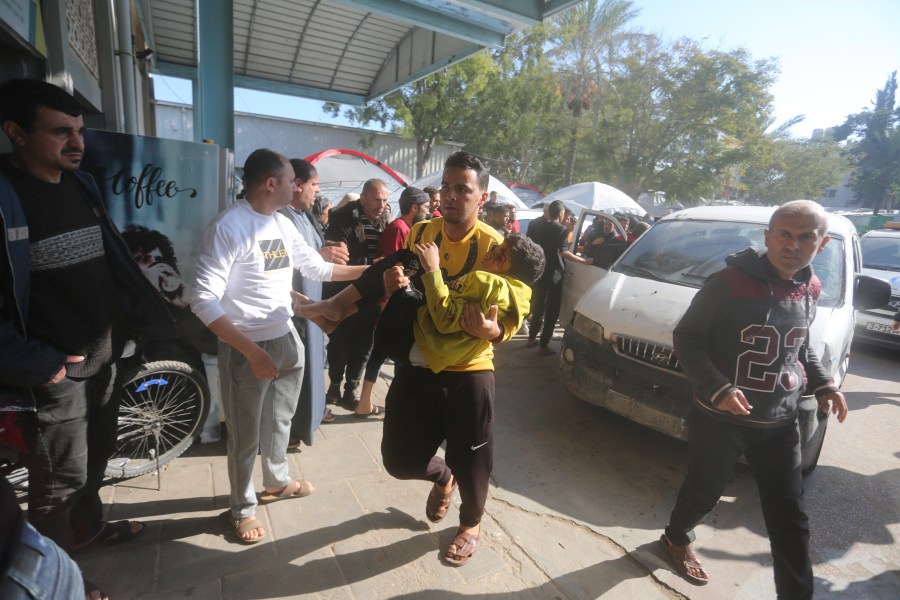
558, 206, 889, 473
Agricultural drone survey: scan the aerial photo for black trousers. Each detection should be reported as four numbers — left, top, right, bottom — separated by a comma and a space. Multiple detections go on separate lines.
666, 407, 813, 600
326, 303, 379, 401
528, 274, 563, 347
24, 363, 120, 553
381, 365, 494, 527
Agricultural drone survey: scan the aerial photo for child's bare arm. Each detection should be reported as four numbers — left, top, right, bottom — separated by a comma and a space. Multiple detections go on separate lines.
415, 242, 441, 273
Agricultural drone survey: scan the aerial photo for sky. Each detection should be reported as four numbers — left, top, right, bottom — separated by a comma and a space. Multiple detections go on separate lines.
152, 0, 900, 139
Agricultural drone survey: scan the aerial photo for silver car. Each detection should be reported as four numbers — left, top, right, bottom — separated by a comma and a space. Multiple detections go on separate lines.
854, 228, 900, 349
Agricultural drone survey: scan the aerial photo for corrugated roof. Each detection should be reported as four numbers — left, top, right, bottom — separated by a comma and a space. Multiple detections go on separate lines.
141, 0, 584, 105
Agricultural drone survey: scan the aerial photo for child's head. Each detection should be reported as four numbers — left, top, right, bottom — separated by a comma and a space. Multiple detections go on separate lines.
480, 233, 545, 286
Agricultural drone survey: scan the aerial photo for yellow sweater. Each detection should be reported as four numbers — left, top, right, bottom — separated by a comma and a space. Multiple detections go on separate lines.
406, 218, 522, 371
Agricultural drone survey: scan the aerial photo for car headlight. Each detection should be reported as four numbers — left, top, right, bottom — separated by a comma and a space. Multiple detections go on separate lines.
573, 313, 605, 342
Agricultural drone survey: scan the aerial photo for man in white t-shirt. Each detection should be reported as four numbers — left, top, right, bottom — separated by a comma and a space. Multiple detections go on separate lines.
191, 149, 367, 544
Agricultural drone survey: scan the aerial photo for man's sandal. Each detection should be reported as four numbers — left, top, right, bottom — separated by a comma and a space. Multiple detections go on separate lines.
231, 515, 265, 544
445, 529, 480, 566
74, 520, 145, 551
425, 475, 456, 523
258, 479, 315, 503
660, 534, 710, 585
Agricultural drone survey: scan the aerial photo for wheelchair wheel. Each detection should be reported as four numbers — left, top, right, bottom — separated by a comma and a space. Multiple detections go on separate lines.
105, 360, 209, 480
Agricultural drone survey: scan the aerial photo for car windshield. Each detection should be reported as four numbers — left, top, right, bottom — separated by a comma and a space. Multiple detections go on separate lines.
613, 219, 845, 308
861, 235, 900, 271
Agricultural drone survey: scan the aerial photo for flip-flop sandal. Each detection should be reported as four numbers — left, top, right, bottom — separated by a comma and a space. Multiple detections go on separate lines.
74, 520, 145, 550
660, 534, 710, 585
231, 515, 265, 544
425, 476, 456, 523
258, 479, 316, 503
354, 405, 385, 419
445, 529, 480, 566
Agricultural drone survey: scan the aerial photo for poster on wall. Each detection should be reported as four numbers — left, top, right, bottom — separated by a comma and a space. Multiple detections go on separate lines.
82, 130, 225, 356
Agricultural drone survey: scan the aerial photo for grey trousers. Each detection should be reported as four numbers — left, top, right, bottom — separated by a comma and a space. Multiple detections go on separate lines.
218, 327, 305, 518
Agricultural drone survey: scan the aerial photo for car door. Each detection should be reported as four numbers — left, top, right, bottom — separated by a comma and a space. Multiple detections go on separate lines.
559, 210, 626, 328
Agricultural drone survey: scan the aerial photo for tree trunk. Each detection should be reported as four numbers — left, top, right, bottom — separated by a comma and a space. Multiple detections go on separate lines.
564, 107, 581, 187
416, 136, 436, 179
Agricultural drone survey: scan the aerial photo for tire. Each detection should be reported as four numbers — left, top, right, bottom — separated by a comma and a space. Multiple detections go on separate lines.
105, 360, 209, 480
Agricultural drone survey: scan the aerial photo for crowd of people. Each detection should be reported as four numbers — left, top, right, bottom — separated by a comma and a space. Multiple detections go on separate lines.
0, 78, 849, 600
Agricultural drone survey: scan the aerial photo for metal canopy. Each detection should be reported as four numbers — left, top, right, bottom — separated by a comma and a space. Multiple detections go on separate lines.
141, 0, 583, 105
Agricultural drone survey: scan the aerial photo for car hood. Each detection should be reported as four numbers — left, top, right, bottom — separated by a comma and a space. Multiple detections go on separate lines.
574, 271, 834, 357
574, 272, 696, 345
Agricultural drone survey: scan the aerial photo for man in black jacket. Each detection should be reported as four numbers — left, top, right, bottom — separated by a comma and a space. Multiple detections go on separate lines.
322, 178, 387, 408
526, 199, 589, 354
0, 79, 175, 562
660, 200, 847, 598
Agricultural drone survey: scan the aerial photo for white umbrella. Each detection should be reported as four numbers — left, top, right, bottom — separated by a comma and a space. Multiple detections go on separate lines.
541, 182, 646, 217
411, 172, 530, 210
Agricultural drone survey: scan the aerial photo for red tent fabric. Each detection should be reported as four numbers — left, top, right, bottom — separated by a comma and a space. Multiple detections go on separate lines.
306, 149, 409, 208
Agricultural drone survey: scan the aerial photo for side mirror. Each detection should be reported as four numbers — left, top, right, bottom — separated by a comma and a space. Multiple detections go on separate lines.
853, 274, 891, 311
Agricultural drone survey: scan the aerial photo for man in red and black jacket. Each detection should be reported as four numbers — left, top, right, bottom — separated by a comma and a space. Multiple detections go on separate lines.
660, 201, 847, 598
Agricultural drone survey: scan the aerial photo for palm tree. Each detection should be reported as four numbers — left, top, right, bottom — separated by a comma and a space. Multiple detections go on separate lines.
549, 0, 639, 186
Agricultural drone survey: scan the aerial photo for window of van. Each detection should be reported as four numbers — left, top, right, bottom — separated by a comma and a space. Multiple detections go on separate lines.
613, 220, 844, 308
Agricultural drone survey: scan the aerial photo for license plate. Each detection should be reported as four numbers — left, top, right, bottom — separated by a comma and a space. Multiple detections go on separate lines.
604, 389, 686, 437
866, 322, 900, 335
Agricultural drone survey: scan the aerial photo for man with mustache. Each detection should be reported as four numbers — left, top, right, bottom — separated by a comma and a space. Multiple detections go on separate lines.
660, 200, 847, 598
0, 79, 176, 597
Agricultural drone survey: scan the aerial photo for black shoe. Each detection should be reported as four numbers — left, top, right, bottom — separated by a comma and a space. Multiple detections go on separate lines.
326, 386, 341, 405
339, 394, 358, 411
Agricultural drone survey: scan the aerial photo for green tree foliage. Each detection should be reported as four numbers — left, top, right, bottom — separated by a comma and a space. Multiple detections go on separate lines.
548, 0, 639, 186
833, 72, 900, 213
741, 136, 850, 204
443, 27, 563, 185
586, 34, 778, 202
323, 52, 496, 179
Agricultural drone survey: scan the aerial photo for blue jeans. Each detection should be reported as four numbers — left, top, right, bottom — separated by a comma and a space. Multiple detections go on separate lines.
24, 364, 119, 552
0, 520, 83, 600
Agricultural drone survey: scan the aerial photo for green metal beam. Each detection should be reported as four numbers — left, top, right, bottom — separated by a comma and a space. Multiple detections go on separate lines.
331, 0, 508, 48
541, 0, 589, 18
196, 0, 234, 148
453, 0, 542, 25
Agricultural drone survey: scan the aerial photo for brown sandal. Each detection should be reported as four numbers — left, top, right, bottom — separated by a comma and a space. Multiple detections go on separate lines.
231, 516, 265, 544
258, 479, 316, 503
660, 534, 710, 584
445, 529, 480, 566
425, 475, 456, 523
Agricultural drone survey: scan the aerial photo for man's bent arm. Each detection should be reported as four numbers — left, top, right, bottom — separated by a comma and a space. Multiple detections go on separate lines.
331, 264, 368, 281
206, 316, 278, 380
672, 274, 735, 406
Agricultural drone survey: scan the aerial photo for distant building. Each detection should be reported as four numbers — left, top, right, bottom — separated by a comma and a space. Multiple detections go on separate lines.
818, 172, 858, 210
152, 101, 461, 179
